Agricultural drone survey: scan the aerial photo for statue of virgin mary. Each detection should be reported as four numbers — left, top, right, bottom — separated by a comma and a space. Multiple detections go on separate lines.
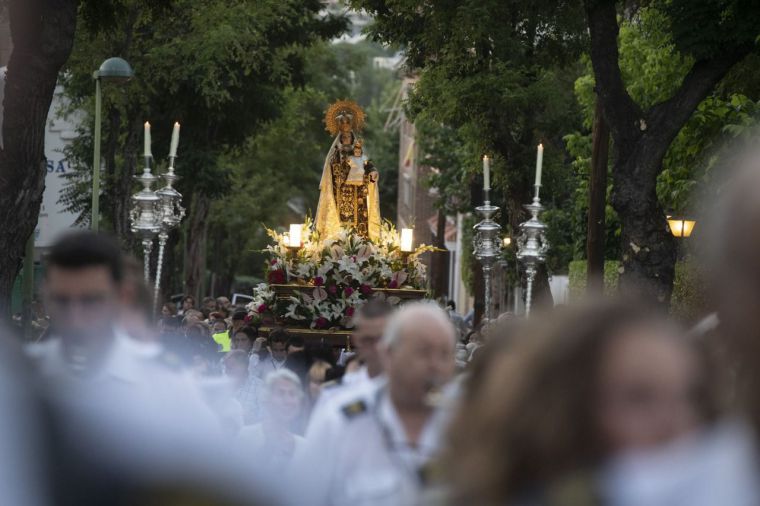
315, 100, 381, 242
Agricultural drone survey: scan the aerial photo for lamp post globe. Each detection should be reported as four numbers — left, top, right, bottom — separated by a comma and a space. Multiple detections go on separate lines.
96, 57, 134, 81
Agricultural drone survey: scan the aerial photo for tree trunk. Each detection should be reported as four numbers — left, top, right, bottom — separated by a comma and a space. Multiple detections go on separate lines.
184, 192, 210, 302
430, 208, 449, 299
0, 0, 77, 317
585, 0, 750, 304
586, 97, 609, 295
611, 147, 677, 302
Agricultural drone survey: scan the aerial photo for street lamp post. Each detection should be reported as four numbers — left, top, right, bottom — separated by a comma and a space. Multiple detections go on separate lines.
516, 186, 549, 317
91, 57, 133, 231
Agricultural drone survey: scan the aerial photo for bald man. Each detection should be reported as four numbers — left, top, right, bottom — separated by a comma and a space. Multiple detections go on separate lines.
294, 301, 457, 506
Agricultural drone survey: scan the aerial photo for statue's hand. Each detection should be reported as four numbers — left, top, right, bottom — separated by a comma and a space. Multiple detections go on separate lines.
369, 170, 379, 183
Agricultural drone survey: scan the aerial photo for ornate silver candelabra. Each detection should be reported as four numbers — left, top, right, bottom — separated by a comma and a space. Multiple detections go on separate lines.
130, 156, 162, 282
473, 188, 502, 322
516, 184, 549, 317
153, 156, 185, 316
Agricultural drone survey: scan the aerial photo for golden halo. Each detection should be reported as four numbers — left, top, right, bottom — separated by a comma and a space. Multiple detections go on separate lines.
324, 99, 366, 136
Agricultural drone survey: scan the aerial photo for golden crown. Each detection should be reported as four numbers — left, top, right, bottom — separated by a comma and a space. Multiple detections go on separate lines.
324, 99, 366, 136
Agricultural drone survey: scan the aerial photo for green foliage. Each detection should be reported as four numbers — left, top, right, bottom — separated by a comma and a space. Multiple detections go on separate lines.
618, 8, 694, 110
61, 0, 347, 225
567, 260, 621, 299
660, 0, 760, 60
354, 0, 587, 277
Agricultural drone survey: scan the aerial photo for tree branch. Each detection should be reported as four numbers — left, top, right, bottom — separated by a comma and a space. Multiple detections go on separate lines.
648, 49, 752, 143
584, 0, 641, 146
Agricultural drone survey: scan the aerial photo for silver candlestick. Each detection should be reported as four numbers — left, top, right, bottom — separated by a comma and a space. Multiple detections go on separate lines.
130, 155, 162, 282
153, 155, 185, 317
516, 184, 549, 316
473, 188, 502, 322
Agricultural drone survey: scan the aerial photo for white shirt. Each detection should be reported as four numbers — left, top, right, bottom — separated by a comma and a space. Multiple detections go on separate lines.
341, 365, 370, 386
27, 329, 223, 434
293, 382, 449, 506
26, 330, 287, 505
305, 372, 382, 438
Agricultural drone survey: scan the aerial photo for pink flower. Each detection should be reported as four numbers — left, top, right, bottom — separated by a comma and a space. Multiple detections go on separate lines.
388, 280, 398, 289
244, 314, 253, 323
344, 286, 354, 297
314, 276, 324, 286
270, 259, 278, 266
360, 284, 373, 296
257, 304, 268, 313
328, 284, 338, 296
315, 317, 329, 329
345, 306, 355, 317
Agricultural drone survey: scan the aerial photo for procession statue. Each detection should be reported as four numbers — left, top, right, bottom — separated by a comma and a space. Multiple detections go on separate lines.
315, 100, 381, 241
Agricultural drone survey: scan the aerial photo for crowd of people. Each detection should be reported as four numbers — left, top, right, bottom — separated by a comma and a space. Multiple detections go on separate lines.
10, 159, 760, 505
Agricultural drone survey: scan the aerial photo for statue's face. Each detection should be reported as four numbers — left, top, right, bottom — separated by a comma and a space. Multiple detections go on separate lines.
338, 114, 352, 134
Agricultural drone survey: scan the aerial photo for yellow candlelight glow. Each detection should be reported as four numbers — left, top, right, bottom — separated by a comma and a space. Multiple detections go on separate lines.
289, 224, 303, 248
400, 228, 414, 252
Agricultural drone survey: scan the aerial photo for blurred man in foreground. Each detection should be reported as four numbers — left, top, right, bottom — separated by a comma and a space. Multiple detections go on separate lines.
294, 301, 457, 506
27, 231, 280, 505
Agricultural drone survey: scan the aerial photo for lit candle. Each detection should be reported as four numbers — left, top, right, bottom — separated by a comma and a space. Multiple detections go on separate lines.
289, 224, 302, 248
169, 121, 180, 158
144, 121, 152, 158
483, 155, 490, 190
534, 143, 544, 187
400, 228, 413, 252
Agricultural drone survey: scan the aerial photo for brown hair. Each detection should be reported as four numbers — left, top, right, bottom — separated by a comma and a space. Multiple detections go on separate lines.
443, 300, 722, 505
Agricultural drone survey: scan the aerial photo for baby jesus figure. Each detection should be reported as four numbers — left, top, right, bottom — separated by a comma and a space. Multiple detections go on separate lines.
345, 140, 377, 185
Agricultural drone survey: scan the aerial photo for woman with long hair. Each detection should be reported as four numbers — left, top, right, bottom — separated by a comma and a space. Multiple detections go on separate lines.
443, 301, 723, 505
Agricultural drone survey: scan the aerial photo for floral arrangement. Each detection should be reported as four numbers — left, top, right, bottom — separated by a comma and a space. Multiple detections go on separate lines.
247, 217, 434, 329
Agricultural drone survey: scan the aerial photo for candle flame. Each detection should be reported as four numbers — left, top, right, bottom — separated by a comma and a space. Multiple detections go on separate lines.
145, 121, 150, 128
174, 121, 180, 127
538, 143, 543, 148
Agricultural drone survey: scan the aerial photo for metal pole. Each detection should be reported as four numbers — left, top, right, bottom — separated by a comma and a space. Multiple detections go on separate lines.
517, 185, 549, 318
473, 187, 501, 324
91, 76, 102, 231
142, 238, 153, 283
153, 231, 168, 320
524, 265, 536, 317
483, 264, 493, 321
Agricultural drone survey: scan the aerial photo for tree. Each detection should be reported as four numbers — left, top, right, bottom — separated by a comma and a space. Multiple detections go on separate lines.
353, 0, 587, 310
0, 0, 79, 317
60, 0, 346, 300
584, 0, 760, 302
